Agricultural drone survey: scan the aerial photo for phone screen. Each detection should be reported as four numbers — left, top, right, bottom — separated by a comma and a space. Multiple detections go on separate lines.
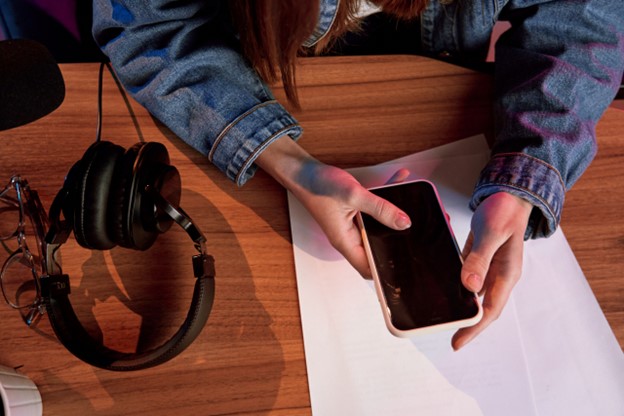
360, 181, 480, 331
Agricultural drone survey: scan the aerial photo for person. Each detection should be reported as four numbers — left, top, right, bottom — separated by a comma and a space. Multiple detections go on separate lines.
90, 0, 624, 350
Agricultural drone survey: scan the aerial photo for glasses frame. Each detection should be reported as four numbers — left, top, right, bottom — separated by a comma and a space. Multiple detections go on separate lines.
0, 175, 51, 326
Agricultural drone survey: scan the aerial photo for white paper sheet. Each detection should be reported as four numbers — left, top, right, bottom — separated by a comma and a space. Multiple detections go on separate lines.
288, 135, 624, 415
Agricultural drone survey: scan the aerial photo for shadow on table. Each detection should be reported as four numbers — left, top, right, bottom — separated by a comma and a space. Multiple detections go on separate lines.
32, 188, 285, 415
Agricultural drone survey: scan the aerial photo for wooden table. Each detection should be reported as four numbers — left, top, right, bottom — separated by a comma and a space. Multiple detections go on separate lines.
0, 56, 622, 415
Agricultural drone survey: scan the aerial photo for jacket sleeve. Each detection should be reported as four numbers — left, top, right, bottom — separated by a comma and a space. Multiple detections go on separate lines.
470, 0, 624, 238
91, 0, 302, 186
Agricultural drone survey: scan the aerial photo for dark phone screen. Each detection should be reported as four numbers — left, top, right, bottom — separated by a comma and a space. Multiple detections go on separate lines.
361, 181, 479, 331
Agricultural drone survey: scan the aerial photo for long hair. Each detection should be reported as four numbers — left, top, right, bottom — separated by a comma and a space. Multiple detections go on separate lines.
229, 0, 429, 107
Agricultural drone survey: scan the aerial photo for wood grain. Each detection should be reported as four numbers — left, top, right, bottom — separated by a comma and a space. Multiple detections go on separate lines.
0, 55, 621, 415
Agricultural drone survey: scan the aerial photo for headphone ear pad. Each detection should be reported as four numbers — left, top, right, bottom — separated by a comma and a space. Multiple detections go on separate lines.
71, 141, 124, 250
107, 142, 144, 248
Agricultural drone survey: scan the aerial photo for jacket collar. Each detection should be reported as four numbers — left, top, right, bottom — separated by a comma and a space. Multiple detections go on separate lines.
303, 0, 339, 47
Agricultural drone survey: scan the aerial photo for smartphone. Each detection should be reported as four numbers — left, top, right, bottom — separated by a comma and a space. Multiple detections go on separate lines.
357, 179, 482, 337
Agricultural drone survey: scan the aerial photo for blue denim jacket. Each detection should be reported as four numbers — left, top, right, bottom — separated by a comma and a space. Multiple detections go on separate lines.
92, 0, 624, 239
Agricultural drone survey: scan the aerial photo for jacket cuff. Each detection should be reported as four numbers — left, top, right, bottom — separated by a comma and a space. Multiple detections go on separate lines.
469, 153, 566, 239
208, 100, 302, 186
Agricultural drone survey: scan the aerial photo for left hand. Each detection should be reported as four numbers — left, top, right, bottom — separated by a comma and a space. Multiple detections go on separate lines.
451, 192, 533, 350
255, 135, 412, 277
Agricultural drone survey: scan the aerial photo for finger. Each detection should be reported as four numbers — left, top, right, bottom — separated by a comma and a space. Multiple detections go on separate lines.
356, 189, 411, 231
385, 168, 410, 185
461, 232, 474, 259
452, 235, 524, 350
461, 232, 489, 295
330, 224, 372, 278
460, 230, 507, 293
343, 247, 372, 279
451, 266, 516, 350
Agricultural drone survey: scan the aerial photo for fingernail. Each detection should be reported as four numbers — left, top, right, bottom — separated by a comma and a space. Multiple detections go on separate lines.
467, 273, 482, 292
396, 212, 411, 229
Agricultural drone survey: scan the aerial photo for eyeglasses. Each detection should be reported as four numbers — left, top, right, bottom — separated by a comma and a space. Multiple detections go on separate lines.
0, 176, 50, 326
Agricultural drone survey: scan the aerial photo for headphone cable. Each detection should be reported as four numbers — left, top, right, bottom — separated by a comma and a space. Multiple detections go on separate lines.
95, 61, 145, 144
95, 61, 105, 143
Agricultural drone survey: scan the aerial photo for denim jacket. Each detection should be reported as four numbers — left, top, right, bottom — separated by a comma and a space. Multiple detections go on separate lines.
92, 0, 624, 239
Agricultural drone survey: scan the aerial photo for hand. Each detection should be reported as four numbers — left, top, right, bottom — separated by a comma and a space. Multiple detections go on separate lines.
452, 192, 533, 350
294, 163, 412, 277
256, 136, 411, 277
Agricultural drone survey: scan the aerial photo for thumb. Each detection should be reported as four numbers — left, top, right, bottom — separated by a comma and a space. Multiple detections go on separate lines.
358, 190, 411, 231
461, 233, 501, 293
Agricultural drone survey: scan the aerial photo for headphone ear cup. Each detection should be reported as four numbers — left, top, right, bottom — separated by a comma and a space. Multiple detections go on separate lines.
70, 141, 125, 250
59, 158, 85, 230
144, 164, 181, 234
125, 142, 179, 250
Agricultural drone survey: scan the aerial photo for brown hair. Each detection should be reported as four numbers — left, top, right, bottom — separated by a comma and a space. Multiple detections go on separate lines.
230, 0, 428, 107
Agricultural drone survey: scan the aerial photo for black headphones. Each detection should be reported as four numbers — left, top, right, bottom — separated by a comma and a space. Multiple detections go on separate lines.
41, 139, 215, 371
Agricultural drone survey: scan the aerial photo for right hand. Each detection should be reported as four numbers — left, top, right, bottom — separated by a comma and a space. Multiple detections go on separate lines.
452, 191, 533, 350
256, 136, 411, 277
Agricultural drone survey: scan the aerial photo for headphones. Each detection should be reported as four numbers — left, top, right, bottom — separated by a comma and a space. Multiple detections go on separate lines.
41, 139, 215, 371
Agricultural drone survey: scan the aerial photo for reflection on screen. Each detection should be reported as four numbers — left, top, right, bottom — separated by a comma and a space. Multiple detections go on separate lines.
362, 181, 479, 330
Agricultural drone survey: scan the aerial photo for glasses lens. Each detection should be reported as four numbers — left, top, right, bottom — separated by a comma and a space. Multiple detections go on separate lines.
0, 190, 21, 271
0, 189, 20, 236
1, 249, 39, 309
